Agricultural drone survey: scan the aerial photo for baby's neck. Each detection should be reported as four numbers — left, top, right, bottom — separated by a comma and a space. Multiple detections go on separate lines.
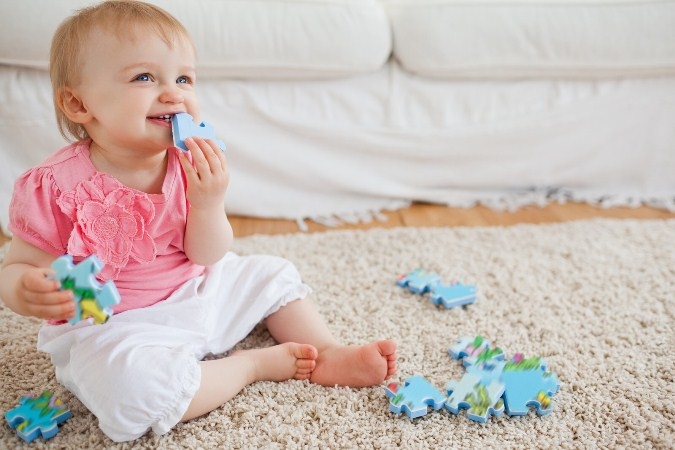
88, 142, 168, 194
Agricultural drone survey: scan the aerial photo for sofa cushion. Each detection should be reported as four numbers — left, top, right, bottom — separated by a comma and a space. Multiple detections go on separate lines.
383, 0, 675, 78
0, 0, 391, 79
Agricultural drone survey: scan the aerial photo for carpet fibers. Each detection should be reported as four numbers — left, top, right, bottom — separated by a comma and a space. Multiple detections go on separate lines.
1, 219, 673, 449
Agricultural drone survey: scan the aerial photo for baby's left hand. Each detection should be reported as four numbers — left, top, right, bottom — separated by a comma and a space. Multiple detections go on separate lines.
177, 137, 229, 210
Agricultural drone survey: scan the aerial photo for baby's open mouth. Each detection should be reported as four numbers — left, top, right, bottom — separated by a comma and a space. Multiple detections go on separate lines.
150, 114, 173, 123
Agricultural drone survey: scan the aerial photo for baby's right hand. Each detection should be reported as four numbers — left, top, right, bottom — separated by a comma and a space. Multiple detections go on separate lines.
17, 268, 75, 320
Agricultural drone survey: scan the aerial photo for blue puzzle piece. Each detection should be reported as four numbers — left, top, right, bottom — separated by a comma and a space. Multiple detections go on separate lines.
5, 391, 71, 442
445, 373, 505, 423
385, 375, 446, 419
449, 336, 505, 367
396, 269, 441, 294
51, 255, 121, 325
172, 112, 226, 151
429, 281, 477, 308
466, 359, 506, 385
500, 354, 560, 416
449, 336, 489, 360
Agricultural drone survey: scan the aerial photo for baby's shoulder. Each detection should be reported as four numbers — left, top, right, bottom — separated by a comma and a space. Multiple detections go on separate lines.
40, 141, 89, 169
18, 141, 93, 192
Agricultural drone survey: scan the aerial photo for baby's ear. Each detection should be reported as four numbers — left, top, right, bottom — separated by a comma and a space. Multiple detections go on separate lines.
58, 87, 92, 124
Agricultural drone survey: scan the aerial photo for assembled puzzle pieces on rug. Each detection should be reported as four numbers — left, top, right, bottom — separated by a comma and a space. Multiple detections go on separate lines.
5, 391, 72, 442
396, 269, 441, 294
396, 269, 477, 309
51, 254, 121, 325
385, 336, 560, 422
172, 112, 226, 152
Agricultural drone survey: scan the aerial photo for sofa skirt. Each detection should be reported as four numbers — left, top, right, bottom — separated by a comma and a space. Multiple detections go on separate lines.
1, 62, 674, 233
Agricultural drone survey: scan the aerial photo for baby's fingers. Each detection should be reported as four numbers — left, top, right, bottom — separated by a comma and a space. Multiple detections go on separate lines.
20, 269, 75, 319
203, 138, 227, 172
187, 137, 226, 174
22, 268, 60, 293
24, 291, 76, 320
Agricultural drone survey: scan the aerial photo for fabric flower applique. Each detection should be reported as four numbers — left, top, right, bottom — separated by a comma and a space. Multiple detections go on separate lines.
57, 172, 157, 278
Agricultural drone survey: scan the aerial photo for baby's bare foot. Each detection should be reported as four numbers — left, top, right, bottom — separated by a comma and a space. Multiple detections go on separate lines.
233, 343, 318, 382
310, 340, 397, 388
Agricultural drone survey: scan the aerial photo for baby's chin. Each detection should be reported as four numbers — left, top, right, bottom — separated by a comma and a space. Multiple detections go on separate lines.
134, 141, 174, 154
151, 136, 175, 152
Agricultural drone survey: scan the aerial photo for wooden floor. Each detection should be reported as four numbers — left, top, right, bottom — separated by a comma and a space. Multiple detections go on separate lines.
226, 202, 674, 237
1, 203, 673, 246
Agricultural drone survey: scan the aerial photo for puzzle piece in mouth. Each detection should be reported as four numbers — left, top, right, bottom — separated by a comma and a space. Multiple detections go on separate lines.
172, 112, 226, 151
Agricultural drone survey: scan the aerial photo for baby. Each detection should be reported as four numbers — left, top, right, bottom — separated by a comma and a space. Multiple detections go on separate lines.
0, 0, 396, 442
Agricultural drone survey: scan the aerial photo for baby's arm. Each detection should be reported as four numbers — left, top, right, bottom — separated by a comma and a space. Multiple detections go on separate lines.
0, 237, 75, 320
178, 137, 234, 266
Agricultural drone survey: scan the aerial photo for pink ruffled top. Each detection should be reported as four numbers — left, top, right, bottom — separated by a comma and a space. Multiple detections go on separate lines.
9, 141, 204, 313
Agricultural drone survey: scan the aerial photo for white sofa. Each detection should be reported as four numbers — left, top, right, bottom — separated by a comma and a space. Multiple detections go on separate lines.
2, 0, 675, 234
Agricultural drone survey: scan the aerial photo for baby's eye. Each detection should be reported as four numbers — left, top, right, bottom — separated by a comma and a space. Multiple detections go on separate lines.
176, 75, 192, 84
134, 73, 152, 82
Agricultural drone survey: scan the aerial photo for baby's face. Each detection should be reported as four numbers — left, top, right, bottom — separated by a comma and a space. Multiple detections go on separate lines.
73, 26, 199, 154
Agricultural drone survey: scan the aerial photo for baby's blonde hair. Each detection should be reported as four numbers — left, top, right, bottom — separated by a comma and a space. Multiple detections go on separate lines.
50, 0, 192, 141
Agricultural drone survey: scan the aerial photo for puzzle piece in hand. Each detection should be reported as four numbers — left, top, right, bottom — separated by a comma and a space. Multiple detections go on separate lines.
385, 375, 447, 419
429, 281, 477, 308
449, 335, 505, 368
445, 373, 505, 423
5, 391, 72, 442
500, 354, 560, 416
172, 112, 226, 151
51, 254, 120, 325
395, 269, 441, 294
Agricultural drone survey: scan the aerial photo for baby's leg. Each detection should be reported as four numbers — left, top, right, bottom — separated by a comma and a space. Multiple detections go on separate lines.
265, 298, 397, 388
181, 342, 317, 421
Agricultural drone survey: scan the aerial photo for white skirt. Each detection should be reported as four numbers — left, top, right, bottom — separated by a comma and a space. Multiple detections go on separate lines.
37, 252, 311, 442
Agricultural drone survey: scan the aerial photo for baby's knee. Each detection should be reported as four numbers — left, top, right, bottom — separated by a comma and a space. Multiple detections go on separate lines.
65, 346, 201, 442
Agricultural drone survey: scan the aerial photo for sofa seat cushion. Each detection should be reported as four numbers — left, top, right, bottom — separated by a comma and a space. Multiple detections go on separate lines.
383, 0, 675, 78
0, 0, 391, 79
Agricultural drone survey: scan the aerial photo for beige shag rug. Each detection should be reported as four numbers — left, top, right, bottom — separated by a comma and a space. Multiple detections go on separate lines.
1, 219, 674, 449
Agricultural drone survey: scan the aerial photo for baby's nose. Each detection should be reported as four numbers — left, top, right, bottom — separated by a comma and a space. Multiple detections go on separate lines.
160, 85, 184, 104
